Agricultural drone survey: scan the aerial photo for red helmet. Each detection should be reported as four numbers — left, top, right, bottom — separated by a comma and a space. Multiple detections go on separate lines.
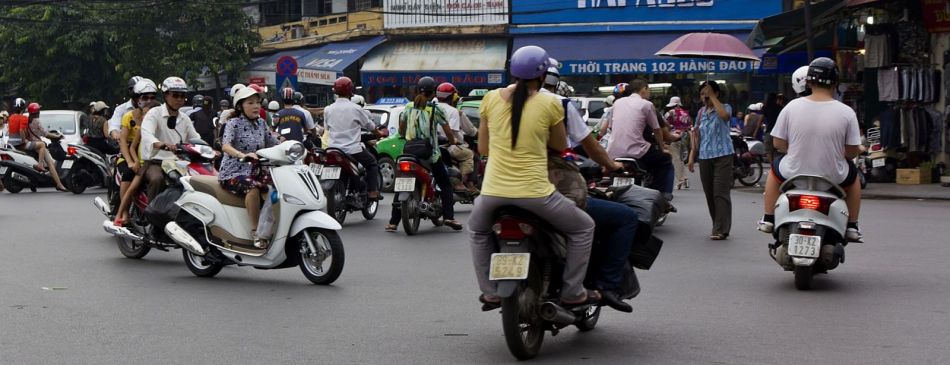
333, 77, 354, 97
281, 87, 295, 101
436, 82, 457, 101
27, 102, 41, 114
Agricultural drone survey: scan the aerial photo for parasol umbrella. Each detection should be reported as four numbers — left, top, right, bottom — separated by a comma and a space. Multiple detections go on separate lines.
655, 32, 761, 62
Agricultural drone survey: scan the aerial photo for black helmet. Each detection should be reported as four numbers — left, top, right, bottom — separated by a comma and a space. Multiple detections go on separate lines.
192, 94, 204, 107
806, 57, 838, 86
293, 91, 304, 103
417, 77, 437, 94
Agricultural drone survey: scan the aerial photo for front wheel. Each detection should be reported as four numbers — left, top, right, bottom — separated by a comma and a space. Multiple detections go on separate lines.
794, 266, 813, 290
298, 228, 345, 285
183, 249, 224, 277
362, 197, 378, 220
738, 158, 764, 187
501, 265, 545, 360
378, 157, 396, 193
401, 191, 422, 236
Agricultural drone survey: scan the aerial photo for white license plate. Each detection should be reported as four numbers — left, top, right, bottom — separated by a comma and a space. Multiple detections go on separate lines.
394, 177, 416, 192
612, 177, 635, 187
62, 160, 74, 169
788, 234, 821, 258
489, 253, 531, 281
309, 163, 323, 176
321, 166, 341, 180
872, 158, 885, 168
0, 166, 7, 175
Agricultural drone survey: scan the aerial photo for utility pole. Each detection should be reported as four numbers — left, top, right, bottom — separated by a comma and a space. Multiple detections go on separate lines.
803, 0, 814, 61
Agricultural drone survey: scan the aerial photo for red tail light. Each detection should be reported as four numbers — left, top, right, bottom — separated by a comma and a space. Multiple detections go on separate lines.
67, 146, 78, 156
325, 152, 344, 165
492, 218, 535, 240
399, 161, 414, 172
0, 154, 11, 161
789, 194, 833, 214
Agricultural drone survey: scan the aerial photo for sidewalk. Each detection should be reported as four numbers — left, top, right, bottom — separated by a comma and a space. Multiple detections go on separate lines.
734, 182, 950, 201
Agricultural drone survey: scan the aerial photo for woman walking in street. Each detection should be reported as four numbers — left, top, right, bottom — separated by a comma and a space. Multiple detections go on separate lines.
688, 81, 734, 240
664, 96, 692, 189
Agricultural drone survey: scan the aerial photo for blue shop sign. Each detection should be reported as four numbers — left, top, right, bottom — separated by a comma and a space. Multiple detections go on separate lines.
375, 97, 411, 105
561, 58, 756, 75
512, 0, 782, 33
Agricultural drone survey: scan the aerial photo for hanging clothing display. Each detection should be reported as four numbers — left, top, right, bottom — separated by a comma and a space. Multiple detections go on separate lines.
864, 24, 897, 68
879, 105, 937, 153
877, 66, 941, 103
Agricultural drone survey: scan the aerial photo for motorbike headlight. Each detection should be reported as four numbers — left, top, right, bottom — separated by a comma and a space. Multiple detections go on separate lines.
287, 142, 306, 162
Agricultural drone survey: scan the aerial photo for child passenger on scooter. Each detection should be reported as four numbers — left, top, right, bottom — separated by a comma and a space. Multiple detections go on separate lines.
113, 100, 160, 226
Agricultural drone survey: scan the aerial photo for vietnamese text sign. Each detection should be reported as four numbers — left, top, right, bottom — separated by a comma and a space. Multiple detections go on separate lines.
384, 0, 508, 28
560, 58, 756, 75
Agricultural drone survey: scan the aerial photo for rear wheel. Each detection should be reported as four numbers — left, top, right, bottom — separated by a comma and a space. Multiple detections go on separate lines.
66, 161, 88, 194
2, 175, 23, 193
298, 228, 345, 285
378, 157, 396, 193
401, 191, 421, 236
183, 249, 224, 277
501, 263, 545, 360
738, 158, 764, 187
794, 266, 813, 290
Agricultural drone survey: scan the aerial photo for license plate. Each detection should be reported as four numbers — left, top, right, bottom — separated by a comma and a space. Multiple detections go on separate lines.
788, 234, 821, 258
872, 158, 885, 168
394, 177, 416, 192
321, 166, 341, 180
0, 166, 7, 175
612, 177, 635, 187
309, 163, 323, 176
489, 253, 531, 281
62, 160, 74, 169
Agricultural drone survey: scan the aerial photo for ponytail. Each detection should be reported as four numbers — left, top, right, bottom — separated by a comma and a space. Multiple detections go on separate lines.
510, 79, 530, 148
413, 92, 429, 109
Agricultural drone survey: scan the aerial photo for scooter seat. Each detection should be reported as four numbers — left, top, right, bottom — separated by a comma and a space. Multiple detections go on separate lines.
189, 175, 246, 207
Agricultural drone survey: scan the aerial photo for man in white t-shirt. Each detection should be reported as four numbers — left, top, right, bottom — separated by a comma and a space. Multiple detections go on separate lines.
758, 58, 863, 242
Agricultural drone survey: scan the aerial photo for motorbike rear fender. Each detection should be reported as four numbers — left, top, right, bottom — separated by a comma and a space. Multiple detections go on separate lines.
774, 191, 848, 238
289, 210, 342, 237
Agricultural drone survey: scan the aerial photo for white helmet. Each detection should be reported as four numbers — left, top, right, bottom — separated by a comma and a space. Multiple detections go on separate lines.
267, 100, 280, 111
351, 94, 366, 107
92, 101, 110, 112
791, 66, 810, 96
544, 58, 560, 87
0, 111, 9, 118
232, 85, 262, 107
160, 76, 189, 93
133, 78, 158, 95
229, 84, 246, 96
605, 95, 616, 107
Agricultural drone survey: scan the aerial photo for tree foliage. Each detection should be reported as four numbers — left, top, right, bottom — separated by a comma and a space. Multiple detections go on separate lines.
0, 0, 261, 108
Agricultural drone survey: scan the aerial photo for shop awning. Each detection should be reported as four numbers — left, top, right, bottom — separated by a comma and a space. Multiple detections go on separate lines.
513, 32, 759, 76
360, 39, 508, 87
295, 36, 386, 85
746, 0, 844, 50
243, 48, 320, 86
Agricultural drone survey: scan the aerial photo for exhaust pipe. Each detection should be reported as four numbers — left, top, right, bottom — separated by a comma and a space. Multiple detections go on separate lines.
164, 222, 206, 256
102, 220, 143, 241
539, 301, 577, 325
94, 197, 111, 217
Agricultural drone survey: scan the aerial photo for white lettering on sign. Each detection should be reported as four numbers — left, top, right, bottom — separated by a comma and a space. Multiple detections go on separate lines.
579, 0, 712, 8
385, 0, 508, 28
304, 58, 344, 69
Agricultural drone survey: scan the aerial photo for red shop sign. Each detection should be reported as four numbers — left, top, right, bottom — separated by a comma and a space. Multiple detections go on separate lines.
921, 0, 950, 33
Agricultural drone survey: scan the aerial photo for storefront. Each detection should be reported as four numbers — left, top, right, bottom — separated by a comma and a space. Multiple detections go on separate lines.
510, 0, 781, 113
360, 39, 508, 102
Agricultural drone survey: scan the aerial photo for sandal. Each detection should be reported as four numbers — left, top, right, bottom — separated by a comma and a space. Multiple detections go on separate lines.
56, 186, 70, 192
479, 294, 502, 312
710, 234, 727, 241
385, 224, 397, 232
560, 289, 601, 309
444, 220, 463, 231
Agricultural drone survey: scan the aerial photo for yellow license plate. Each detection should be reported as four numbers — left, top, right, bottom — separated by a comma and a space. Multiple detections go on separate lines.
489, 253, 530, 281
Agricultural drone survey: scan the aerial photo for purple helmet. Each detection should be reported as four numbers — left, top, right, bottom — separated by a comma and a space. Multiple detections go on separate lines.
510, 46, 552, 80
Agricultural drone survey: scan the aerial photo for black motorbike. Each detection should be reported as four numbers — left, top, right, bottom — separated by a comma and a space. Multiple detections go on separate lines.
318, 132, 381, 224
0, 131, 75, 193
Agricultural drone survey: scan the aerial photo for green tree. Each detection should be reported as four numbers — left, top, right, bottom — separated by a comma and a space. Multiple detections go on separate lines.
0, 0, 261, 108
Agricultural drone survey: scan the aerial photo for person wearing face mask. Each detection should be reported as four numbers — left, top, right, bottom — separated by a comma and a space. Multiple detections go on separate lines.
218, 86, 279, 248
138, 76, 201, 200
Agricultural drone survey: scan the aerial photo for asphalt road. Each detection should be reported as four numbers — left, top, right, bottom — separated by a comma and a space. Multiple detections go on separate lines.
2, 180, 950, 364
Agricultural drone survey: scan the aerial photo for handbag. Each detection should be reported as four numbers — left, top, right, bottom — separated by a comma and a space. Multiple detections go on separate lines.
547, 152, 588, 210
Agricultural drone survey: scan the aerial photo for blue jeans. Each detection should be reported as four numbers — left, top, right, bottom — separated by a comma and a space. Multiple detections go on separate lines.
586, 198, 639, 290
638, 148, 674, 201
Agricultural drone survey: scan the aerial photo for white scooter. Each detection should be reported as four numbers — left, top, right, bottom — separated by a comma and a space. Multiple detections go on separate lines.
769, 175, 851, 290
167, 141, 345, 285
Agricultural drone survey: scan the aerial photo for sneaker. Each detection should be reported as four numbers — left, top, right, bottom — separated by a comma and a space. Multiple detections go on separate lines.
846, 228, 864, 243
757, 220, 774, 234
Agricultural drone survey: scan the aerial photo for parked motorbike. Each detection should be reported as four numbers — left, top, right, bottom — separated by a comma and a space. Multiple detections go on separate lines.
171, 141, 345, 285
393, 155, 447, 235
731, 130, 766, 187
96, 141, 218, 259
61, 142, 111, 194
769, 175, 851, 290
0, 131, 73, 193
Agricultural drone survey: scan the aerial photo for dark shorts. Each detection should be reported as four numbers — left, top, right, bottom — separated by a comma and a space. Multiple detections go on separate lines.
116, 160, 135, 182
771, 155, 857, 188
219, 175, 266, 196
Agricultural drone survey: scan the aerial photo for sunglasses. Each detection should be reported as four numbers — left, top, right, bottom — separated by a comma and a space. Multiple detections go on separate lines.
168, 93, 188, 100
139, 95, 157, 101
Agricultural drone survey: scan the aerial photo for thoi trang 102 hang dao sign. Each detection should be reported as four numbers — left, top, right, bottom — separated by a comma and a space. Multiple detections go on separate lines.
562, 58, 756, 75
384, 0, 508, 29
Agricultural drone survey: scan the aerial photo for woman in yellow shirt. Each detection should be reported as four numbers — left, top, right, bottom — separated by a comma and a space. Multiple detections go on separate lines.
470, 46, 596, 310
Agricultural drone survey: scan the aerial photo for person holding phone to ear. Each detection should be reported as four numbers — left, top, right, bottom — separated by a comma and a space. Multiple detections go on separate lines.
688, 80, 734, 240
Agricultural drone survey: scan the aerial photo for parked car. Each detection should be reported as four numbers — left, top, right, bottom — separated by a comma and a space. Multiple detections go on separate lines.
39, 110, 85, 147
570, 97, 607, 127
